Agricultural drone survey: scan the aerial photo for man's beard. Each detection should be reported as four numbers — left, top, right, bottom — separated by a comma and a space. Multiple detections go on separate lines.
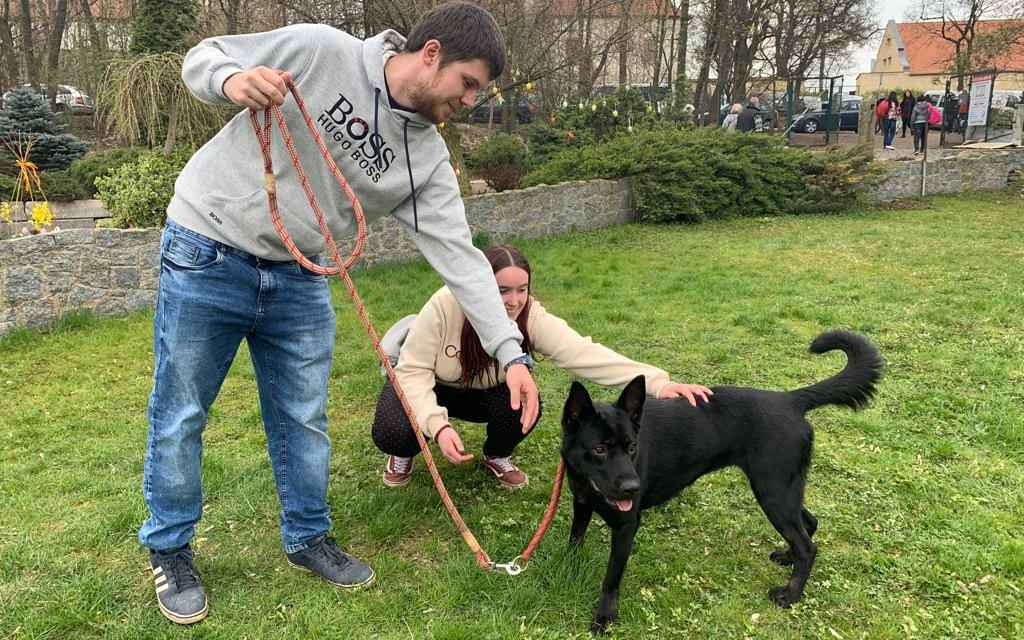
408, 79, 456, 124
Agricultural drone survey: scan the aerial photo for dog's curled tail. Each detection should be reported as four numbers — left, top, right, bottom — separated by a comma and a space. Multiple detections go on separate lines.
789, 330, 884, 413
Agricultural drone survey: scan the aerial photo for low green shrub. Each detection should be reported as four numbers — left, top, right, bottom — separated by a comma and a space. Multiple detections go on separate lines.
469, 133, 527, 192
523, 124, 590, 171
95, 150, 188, 228
68, 147, 148, 198
522, 127, 881, 222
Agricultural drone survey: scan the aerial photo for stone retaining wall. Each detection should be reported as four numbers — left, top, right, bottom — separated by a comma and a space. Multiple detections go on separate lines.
0, 179, 631, 335
870, 148, 1024, 202
0, 228, 160, 336
2, 146, 1021, 337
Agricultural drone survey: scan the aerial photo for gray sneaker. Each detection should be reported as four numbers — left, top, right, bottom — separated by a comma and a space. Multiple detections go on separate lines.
149, 545, 208, 624
286, 535, 375, 589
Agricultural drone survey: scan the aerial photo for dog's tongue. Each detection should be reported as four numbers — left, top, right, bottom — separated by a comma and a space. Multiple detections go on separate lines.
615, 499, 633, 512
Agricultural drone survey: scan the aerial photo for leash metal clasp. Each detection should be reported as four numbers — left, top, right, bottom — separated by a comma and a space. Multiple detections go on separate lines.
491, 555, 528, 576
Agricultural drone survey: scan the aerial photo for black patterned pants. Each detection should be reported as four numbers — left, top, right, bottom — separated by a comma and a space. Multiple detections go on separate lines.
371, 381, 542, 458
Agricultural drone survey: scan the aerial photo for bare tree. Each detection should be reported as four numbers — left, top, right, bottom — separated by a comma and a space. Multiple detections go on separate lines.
18, 0, 36, 86
45, 0, 70, 111
0, 0, 19, 89
673, 0, 690, 104
77, 0, 106, 53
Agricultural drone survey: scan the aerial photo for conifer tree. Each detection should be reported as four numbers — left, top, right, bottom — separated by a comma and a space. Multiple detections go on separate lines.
0, 88, 88, 170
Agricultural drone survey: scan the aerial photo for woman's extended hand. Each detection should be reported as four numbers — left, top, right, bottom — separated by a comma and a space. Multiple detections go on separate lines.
658, 382, 713, 407
436, 426, 474, 464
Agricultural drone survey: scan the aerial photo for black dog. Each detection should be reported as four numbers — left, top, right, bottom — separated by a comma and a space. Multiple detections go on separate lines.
560, 330, 883, 634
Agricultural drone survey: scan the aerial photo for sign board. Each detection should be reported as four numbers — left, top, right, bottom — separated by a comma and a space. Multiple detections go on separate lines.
967, 73, 993, 126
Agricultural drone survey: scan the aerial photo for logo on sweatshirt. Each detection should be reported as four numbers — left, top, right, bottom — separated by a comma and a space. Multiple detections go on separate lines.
318, 93, 397, 184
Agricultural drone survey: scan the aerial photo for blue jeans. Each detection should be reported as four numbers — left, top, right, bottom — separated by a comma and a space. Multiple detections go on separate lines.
139, 220, 336, 554
883, 119, 897, 146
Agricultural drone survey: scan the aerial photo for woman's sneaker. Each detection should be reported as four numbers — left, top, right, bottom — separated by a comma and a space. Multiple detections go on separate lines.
150, 545, 208, 625
382, 455, 414, 487
482, 455, 528, 489
286, 535, 375, 589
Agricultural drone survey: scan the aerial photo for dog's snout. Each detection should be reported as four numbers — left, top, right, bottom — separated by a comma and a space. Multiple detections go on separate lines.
617, 476, 641, 496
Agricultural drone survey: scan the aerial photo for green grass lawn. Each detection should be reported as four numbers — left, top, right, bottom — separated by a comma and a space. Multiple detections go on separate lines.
1, 192, 1022, 639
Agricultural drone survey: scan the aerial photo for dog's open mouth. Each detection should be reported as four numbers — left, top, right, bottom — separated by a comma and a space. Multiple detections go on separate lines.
590, 480, 633, 512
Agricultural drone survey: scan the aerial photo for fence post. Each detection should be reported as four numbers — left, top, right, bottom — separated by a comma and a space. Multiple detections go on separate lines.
1013, 105, 1023, 147
859, 99, 875, 158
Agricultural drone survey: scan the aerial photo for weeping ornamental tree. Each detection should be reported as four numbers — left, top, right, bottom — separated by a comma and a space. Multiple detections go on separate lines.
99, 0, 224, 155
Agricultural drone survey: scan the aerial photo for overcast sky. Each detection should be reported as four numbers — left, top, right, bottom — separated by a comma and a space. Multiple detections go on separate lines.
845, 0, 920, 84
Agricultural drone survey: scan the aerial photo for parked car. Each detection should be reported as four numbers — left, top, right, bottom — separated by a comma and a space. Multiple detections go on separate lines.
791, 97, 862, 133
2, 83, 95, 114
466, 94, 534, 124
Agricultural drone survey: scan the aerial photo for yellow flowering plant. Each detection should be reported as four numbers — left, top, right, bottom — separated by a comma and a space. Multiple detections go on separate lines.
5, 136, 54, 232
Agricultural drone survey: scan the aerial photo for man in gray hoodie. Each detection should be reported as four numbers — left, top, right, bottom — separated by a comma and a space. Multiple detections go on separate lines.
139, 1, 540, 624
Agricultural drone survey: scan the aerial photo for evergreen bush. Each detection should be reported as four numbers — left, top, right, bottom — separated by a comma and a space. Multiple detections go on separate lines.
0, 88, 88, 171
522, 127, 881, 222
95, 151, 188, 228
469, 133, 527, 192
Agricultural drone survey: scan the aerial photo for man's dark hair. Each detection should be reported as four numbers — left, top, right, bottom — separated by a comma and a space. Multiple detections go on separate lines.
405, 1, 506, 80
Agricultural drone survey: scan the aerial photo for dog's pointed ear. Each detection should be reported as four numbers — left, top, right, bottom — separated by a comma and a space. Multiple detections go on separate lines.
616, 375, 647, 425
562, 381, 594, 433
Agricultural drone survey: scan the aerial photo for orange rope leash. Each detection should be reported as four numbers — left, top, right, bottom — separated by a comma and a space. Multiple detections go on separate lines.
249, 78, 564, 573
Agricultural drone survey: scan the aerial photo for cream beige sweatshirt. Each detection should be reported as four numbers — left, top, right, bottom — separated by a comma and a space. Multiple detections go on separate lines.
394, 287, 673, 438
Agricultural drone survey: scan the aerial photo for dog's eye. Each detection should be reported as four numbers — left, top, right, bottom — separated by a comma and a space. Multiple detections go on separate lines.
592, 444, 607, 456
628, 443, 637, 455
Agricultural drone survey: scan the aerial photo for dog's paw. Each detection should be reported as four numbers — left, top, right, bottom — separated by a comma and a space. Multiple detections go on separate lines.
768, 585, 800, 608
769, 548, 794, 566
590, 612, 617, 635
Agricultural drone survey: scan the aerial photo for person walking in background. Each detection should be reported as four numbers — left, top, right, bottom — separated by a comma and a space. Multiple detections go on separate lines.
721, 103, 742, 131
912, 94, 931, 156
900, 90, 915, 138
737, 97, 763, 133
881, 91, 899, 150
957, 88, 970, 134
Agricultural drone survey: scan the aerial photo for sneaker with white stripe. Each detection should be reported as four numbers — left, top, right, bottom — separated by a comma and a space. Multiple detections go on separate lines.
150, 545, 208, 624
481, 455, 528, 489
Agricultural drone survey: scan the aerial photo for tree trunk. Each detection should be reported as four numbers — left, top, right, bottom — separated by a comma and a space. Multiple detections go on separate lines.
0, 0, 19, 90
79, 0, 105, 52
617, 0, 633, 87
576, 0, 592, 99
674, 0, 689, 106
163, 91, 178, 156
652, 1, 667, 87
220, 0, 240, 34
694, 0, 725, 122
18, 0, 36, 86
711, 0, 734, 114
46, 0, 70, 112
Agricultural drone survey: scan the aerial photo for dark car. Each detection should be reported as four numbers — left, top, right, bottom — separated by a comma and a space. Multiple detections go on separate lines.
466, 96, 535, 125
791, 97, 861, 133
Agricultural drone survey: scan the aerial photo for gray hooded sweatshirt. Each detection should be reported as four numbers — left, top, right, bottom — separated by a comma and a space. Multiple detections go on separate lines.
174, 24, 524, 366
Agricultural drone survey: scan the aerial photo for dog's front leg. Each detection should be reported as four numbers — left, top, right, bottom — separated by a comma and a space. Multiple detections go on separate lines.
591, 518, 639, 635
569, 500, 594, 546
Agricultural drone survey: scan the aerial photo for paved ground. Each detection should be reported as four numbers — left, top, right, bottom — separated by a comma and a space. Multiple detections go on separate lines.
789, 127, 967, 160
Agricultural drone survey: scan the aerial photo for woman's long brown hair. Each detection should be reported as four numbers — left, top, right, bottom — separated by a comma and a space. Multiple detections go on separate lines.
459, 245, 534, 387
